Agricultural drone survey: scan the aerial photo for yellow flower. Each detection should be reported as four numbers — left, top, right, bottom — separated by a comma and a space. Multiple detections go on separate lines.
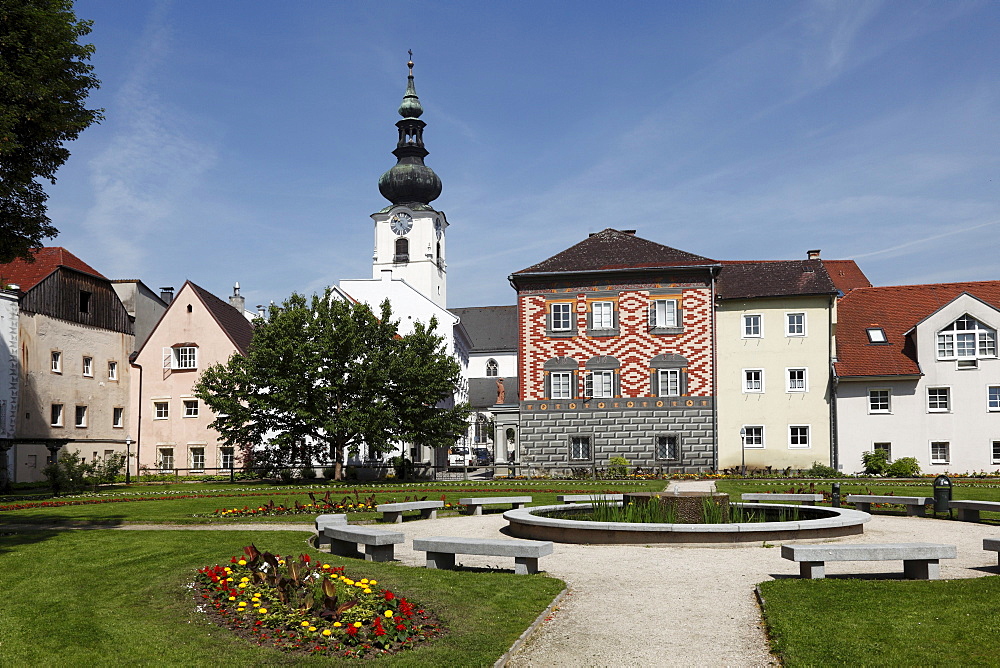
228, 596, 236, 601
360, 579, 369, 584
385, 610, 393, 618
353, 622, 363, 628
238, 602, 247, 607
333, 622, 342, 628
322, 564, 330, 569
363, 588, 372, 594
225, 578, 233, 582
258, 608, 268, 614
301, 621, 310, 627
369, 580, 377, 585
322, 629, 332, 636
238, 582, 247, 588
308, 626, 316, 632
238, 559, 247, 565
240, 577, 250, 582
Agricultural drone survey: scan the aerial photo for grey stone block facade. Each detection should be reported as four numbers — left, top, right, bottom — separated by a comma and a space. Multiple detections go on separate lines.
518, 399, 715, 473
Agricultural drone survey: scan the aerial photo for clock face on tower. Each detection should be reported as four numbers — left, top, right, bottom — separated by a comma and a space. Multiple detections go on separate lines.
389, 212, 413, 235
434, 217, 443, 239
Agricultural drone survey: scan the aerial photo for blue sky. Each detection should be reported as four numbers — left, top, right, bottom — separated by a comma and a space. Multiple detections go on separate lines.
46, 1, 1000, 309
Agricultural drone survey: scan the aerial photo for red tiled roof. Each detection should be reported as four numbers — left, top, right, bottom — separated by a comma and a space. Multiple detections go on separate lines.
0, 247, 106, 291
513, 229, 716, 276
823, 260, 871, 294
834, 281, 1000, 378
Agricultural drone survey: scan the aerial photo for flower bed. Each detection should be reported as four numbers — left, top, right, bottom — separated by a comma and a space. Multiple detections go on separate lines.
194, 545, 443, 657
201, 492, 465, 519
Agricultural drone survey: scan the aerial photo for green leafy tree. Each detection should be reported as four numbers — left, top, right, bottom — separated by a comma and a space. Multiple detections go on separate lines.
861, 449, 890, 476
0, 0, 103, 263
195, 291, 470, 480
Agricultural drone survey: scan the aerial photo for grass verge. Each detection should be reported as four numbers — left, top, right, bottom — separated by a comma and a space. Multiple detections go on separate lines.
0, 529, 564, 666
758, 576, 1000, 666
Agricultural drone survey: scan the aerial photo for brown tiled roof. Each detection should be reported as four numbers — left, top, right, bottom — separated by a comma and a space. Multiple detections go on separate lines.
0, 247, 106, 291
834, 280, 1000, 378
449, 305, 517, 352
823, 260, 872, 294
513, 229, 715, 275
188, 281, 254, 355
717, 260, 837, 299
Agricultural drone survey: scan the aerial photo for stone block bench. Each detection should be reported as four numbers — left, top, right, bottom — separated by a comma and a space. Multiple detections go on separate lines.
948, 500, 1000, 522
984, 538, 1000, 568
742, 493, 823, 505
314, 514, 347, 549
846, 495, 935, 516
412, 536, 553, 575
321, 525, 404, 562
781, 543, 956, 580
557, 494, 623, 504
377, 500, 444, 524
458, 496, 532, 515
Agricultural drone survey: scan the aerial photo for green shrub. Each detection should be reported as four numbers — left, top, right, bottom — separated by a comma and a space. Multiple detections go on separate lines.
607, 456, 629, 478
391, 456, 414, 480
299, 466, 318, 480
861, 449, 890, 475
277, 468, 295, 484
886, 457, 921, 477
321, 465, 337, 479
804, 461, 841, 478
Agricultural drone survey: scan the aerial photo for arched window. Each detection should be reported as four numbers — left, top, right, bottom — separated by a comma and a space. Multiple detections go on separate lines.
544, 356, 578, 399
584, 355, 620, 399
394, 237, 409, 263
650, 353, 688, 397
937, 314, 996, 366
486, 358, 499, 377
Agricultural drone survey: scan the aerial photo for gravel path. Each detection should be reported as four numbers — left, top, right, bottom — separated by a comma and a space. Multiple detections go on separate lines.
6, 481, 997, 667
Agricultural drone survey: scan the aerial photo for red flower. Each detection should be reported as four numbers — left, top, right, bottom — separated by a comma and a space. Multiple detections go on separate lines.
346, 626, 358, 637
396, 624, 406, 631
383, 591, 395, 601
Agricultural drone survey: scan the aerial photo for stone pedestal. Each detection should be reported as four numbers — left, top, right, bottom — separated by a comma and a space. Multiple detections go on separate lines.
623, 491, 730, 524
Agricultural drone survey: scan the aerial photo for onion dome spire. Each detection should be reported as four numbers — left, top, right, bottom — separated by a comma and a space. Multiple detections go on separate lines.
378, 52, 442, 208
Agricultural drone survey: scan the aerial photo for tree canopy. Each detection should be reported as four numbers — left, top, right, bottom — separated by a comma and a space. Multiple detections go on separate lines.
195, 291, 470, 478
0, 0, 103, 263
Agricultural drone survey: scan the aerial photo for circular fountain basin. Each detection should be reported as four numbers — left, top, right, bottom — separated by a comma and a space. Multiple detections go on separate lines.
503, 503, 870, 544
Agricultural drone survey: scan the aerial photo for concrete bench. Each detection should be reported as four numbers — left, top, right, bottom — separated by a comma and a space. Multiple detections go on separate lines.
742, 493, 823, 505
557, 494, 624, 504
412, 536, 553, 575
949, 500, 1000, 522
377, 500, 444, 524
984, 538, 1000, 568
314, 514, 347, 549
781, 543, 956, 580
846, 495, 935, 516
458, 496, 532, 515
321, 525, 404, 562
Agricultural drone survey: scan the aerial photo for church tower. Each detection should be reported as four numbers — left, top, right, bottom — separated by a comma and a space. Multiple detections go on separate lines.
371, 56, 449, 308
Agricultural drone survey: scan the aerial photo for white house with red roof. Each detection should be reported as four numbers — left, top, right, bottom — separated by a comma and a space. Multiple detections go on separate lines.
834, 281, 1000, 473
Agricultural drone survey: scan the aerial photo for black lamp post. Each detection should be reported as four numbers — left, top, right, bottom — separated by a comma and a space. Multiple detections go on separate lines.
739, 427, 746, 477
125, 435, 132, 485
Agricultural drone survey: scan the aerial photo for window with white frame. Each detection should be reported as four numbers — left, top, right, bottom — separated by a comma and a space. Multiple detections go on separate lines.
190, 447, 205, 472
50, 403, 63, 427
989, 385, 1000, 411
82, 356, 93, 377
154, 401, 169, 419
172, 346, 197, 370
789, 425, 810, 448
743, 314, 762, 338
570, 436, 592, 460
108, 361, 118, 381
485, 358, 499, 377
930, 441, 950, 464
655, 434, 680, 461
591, 301, 614, 330
927, 387, 950, 412
159, 448, 175, 473
221, 447, 235, 470
550, 372, 572, 399
866, 327, 888, 343
936, 314, 997, 362
183, 400, 199, 418
868, 389, 891, 413
786, 312, 806, 337
743, 369, 763, 393
787, 368, 807, 392
585, 370, 614, 398
658, 369, 681, 397
113, 407, 124, 428
874, 442, 891, 459
742, 426, 764, 448
993, 441, 1000, 466
51, 351, 62, 373
75, 405, 87, 428
550, 303, 572, 331
652, 299, 679, 328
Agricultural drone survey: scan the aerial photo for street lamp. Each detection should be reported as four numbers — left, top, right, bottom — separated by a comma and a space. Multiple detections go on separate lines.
739, 427, 746, 478
125, 435, 132, 485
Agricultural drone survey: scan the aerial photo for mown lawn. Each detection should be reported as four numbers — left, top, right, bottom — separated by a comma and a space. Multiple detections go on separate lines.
758, 576, 1000, 666
0, 479, 668, 526
0, 529, 565, 666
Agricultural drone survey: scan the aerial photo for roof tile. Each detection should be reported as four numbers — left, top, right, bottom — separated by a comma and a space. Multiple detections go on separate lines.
0, 247, 105, 291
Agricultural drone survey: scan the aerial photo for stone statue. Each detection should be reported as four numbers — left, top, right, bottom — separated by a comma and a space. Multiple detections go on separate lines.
496, 377, 505, 404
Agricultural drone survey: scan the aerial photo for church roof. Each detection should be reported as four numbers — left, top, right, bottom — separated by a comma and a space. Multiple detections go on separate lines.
449, 305, 517, 352
512, 229, 716, 276
0, 247, 106, 291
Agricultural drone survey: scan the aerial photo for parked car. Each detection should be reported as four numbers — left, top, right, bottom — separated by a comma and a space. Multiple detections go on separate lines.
473, 447, 494, 466
448, 447, 473, 469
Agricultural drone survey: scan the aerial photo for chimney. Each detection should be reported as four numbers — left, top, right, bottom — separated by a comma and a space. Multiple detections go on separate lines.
229, 281, 245, 313
381, 269, 393, 281
159, 286, 174, 303
622, 230, 637, 235
256, 304, 266, 318
807, 249, 821, 260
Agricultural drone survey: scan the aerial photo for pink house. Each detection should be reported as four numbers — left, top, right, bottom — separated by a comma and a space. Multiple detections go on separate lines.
130, 281, 252, 475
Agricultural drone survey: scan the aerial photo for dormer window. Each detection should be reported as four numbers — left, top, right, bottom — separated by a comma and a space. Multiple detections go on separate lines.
866, 327, 887, 344
936, 314, 996, 364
